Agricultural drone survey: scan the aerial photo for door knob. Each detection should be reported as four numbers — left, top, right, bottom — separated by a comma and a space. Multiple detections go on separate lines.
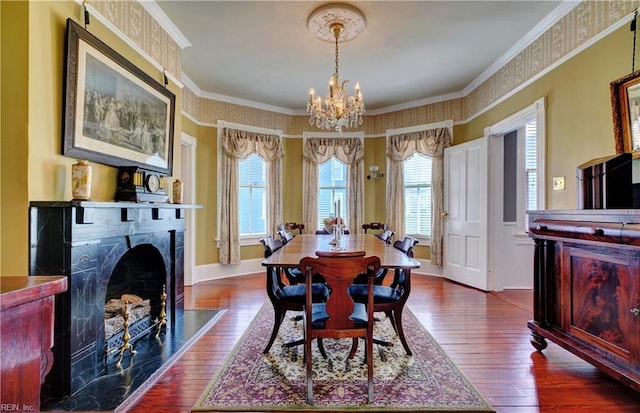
442, 211, 449, 220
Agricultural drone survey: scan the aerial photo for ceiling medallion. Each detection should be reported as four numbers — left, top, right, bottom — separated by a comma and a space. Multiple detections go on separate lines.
306, 3, 366, 132
307, 3, 366, 43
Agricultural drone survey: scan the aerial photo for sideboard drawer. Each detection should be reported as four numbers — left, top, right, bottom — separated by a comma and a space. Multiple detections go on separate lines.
529, 219, 622, 242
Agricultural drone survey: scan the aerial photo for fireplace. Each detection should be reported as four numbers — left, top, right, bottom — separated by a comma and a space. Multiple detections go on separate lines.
103, 244, 166, 361
29, 201, 188, 399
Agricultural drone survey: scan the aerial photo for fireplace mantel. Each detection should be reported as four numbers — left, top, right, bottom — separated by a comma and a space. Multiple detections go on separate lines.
29, 201, 200, 399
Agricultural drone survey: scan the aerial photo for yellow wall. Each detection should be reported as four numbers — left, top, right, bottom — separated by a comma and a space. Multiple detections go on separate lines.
193, 123, 219, 265
461, 25, 629, 210
1, 1, 30, 276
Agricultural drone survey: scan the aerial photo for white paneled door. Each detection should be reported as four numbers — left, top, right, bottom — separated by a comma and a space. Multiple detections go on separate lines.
443, 138, 489, 291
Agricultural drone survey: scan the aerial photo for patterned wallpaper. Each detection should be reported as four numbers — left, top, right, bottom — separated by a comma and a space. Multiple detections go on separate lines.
90, 0, 181, 79
465, 0, 639, 118
94, 0, 639, 136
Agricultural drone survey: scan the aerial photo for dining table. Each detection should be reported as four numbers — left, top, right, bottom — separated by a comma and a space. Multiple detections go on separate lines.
261, 233, 420, 353
261, 233, 420, 270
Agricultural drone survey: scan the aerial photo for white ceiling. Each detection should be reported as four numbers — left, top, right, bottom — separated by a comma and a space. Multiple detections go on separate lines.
152, 1, 569, 114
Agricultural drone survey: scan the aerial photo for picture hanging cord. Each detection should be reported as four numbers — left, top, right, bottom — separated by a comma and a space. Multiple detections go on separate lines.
632, 9, 638, 72
83, 0, 90, 28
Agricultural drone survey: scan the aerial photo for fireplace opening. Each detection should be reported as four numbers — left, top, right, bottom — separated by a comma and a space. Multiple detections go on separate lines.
104, 244, 167, 361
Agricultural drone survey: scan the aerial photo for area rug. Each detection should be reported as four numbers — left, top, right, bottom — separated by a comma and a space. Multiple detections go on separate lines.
193, 303, 494, 412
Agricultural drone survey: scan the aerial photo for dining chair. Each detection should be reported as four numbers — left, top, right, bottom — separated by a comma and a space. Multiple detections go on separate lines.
283, 222, 305, 235
277, 228, 295, 244
361, 222, 387, 234
349, 236, 418, 355
299, 251, 381, 404
275, 229, 304, 284
260, 237, 329, 354
352, 229, 394, 285
375, 229, 395, 244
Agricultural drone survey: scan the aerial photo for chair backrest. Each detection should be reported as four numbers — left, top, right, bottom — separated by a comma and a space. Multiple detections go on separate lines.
284, 222, 305, 234
300, 251, 380, 331
260, 237, 286, 299
277, 229, 294, 244
390, 236, 418, 290
362, 222, 387, 233
393, 236, 418, 258
260, 236, 284, 258
375, 229, 395, 244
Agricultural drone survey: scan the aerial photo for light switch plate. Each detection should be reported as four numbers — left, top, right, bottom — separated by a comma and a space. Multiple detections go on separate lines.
553, 176, 565, 190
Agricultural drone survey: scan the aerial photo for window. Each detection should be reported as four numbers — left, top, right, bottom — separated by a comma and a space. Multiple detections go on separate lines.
404, 152, 432, 237
318, 157, 347, 227
524, 120, 537, 212
238, 154, 266, 236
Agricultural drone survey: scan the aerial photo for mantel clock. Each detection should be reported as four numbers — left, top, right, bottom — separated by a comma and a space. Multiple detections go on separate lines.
115, 166, 169, 203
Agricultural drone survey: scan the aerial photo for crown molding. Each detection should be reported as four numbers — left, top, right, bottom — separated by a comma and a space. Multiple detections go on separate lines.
366, 91, 465, 116
138, 0, 192, 49
462, 9, 633, 125
182, 73, 295, 116
386, 120, 453, 137
179, 1, 578, 117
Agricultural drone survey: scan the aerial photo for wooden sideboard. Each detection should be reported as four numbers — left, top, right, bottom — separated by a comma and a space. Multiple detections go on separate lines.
0, 276, 67, 411
527, 209, 640, 392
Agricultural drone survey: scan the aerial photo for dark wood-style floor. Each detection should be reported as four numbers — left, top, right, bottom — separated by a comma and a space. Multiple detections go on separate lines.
126, 273, 640, 413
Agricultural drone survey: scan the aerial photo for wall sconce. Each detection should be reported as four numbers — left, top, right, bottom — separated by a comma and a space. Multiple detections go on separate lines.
367, 165, 384, 180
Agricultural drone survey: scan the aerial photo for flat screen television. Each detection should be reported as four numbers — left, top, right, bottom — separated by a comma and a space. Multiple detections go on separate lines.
577, 153, 633, 209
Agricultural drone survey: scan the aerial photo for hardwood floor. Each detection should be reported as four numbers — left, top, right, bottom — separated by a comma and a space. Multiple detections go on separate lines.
126, 273, 640, 413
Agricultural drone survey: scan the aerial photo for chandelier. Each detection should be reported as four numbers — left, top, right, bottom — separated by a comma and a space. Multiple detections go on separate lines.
306, 4, 366, 132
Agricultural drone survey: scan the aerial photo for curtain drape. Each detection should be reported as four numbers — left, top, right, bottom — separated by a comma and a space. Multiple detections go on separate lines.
302, 137, 365, 234
385, 128, 450, 266
219, 127, 283, 265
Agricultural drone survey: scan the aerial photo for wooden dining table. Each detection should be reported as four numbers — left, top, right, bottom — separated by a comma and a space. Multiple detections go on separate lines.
261, 233, 420, 353
261, 233, 420, 270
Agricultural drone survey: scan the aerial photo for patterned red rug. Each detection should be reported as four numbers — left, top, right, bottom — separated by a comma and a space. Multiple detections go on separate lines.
193, 303, 494, 412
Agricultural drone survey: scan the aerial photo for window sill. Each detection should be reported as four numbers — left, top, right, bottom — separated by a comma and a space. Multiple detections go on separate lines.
216, 235, 266, 248
407, 235, 431, 247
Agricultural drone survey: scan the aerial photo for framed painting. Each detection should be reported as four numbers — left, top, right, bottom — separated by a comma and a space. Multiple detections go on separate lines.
62, 18, 175, 175
610, 70, 640, 154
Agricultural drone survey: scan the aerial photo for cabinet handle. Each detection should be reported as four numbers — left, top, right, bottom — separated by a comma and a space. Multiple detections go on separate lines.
591, 227, 604, 236
631, 307, 640, 318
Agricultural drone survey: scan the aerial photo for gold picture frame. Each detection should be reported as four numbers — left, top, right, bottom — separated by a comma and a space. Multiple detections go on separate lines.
611, 70, 640, 154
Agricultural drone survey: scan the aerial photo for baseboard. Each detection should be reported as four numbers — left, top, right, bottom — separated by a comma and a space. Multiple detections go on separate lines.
188, 257, 441, 286
414, 259, 443, 277
190, 259, 264, 285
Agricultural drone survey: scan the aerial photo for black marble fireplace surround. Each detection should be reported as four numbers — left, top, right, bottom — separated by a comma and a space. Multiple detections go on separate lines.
29, 201, 191, 400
